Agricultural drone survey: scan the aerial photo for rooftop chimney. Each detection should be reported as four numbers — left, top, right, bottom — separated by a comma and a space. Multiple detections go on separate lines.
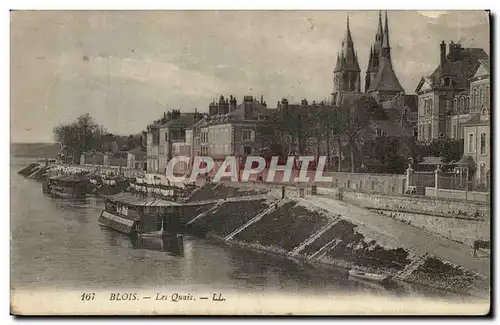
449, 41, 455, 62
440, 41, 446, 67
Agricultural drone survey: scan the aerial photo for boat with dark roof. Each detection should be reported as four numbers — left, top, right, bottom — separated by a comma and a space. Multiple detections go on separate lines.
42, 174, 89, 198
98, 192, 182, 237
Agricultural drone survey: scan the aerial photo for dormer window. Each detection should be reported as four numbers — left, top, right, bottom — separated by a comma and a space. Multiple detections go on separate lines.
481, 107, 489, 121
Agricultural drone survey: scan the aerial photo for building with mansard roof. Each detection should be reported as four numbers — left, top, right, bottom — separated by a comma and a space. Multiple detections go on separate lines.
415, 40, 488, 142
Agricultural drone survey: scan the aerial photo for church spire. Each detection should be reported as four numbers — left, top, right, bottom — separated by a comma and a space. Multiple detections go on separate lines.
381, 11, 392, 65
368, 46, 373, 70
332, 13, 361, 97
339, 14, 359, 71
376, 11, 383, 41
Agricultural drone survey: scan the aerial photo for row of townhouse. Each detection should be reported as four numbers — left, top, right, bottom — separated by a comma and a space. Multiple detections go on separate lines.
145, 95, 273, 175
415, 41, 490, 183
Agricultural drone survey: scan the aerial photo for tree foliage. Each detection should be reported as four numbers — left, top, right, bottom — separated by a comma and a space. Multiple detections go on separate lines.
416, 139, 464, 164
53, 113, 144, 163
53, 113, 103, 163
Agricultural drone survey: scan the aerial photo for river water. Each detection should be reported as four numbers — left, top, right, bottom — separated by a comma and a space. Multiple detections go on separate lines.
10, 158, 473, 302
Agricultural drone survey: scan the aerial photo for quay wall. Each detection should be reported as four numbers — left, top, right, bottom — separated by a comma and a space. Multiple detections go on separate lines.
373, 210, 490, 247
425, 187, 490, 203
341, 190, 490, 221
183, 183, 489, 298
217, 182, 490, 247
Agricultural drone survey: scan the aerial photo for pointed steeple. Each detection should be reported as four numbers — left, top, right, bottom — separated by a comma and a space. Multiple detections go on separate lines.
369, 46, 373, 66
376, 11, 383, 41
342, 14, 354, 53
339, 14, 360, 72
383, 11, 390, 48
381, 11, 392, 65
333, 13, 361, 96
334, 53, 342, 72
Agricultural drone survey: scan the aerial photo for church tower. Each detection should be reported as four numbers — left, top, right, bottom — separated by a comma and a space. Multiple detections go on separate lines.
332, 15, 361, 104
365, 11, 404, 102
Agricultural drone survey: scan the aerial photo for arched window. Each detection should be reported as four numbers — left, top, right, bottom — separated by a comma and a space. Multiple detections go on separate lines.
453, 98, 458, 111
466, 96, 470, 110
460, 97, 465, 111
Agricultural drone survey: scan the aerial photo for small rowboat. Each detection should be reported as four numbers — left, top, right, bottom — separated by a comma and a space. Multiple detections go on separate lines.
348, 269, 391, 284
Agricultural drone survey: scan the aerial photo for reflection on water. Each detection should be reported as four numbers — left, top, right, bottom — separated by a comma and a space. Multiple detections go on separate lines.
10, 158, 477, 302
130, 235, 185, 256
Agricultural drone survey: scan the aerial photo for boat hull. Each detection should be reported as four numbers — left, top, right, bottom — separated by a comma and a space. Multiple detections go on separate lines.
348, 270, 391, 284
98, 211, 136, 235
98, 210, 180, 237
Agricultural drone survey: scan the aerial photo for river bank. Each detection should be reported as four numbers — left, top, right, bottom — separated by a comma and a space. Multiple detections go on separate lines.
15, 161, 490, 299
183, 183, 490, 299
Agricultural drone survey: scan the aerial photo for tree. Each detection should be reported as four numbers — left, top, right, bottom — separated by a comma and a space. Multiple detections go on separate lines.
337, 95, 378, 173
53, 113, 103, 162
415, 139, 464, 164
258, 107, 314, 156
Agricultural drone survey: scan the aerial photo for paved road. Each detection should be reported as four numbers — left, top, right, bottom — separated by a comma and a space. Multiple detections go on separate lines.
302, 195, 490, 278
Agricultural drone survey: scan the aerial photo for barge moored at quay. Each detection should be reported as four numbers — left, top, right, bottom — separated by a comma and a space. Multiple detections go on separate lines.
42, 173, 89, 198
99, 192, 182, 237
87, 172, 130, 196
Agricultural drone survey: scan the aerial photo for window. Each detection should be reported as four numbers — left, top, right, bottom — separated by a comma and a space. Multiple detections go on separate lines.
469, 133, 474, 152
460, 97, 464, 111
475, 88, 480, 107
243, 146, 252, 155
466, 96, 470, 110
242, 129, 254, 141
480, 87, 484, 104
479, 164, 486, 183
165, 132, 168, 141
480, 133, 486, 154
454, 98, 458, 111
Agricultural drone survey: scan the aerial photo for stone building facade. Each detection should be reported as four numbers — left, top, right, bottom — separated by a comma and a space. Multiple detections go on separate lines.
415, 41, 488, 142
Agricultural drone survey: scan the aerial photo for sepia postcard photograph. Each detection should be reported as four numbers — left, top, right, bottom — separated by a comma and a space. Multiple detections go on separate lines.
9, 8, 492, 316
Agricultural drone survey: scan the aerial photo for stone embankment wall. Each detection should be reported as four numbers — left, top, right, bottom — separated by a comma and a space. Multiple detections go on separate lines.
342, 190, 490, 221
182, 183, 488, 297
374, 210, 490, 246
425, 187, 490, 203
316, 188, 490, 246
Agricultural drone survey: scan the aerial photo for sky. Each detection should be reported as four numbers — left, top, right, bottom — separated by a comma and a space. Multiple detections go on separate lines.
10, 10, 489, 143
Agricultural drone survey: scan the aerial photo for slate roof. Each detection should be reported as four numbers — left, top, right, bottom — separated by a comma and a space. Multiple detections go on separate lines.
477, 59, 490, 72
426, 48, 489, 90
367, 56, 404, 93
104, 192, 181, 207
49, 174, 88, 183
128, 146, 146, 157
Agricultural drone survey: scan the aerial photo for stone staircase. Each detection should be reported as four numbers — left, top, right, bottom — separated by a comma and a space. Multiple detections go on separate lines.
224, 199, 288, 241
396, 253, 429, 280
308, 238, 343, 260
288, 216, 342, 256
186, 201, 224, 225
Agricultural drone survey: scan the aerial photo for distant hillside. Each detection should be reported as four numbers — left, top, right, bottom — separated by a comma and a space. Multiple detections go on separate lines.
10, 143, 61, 158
